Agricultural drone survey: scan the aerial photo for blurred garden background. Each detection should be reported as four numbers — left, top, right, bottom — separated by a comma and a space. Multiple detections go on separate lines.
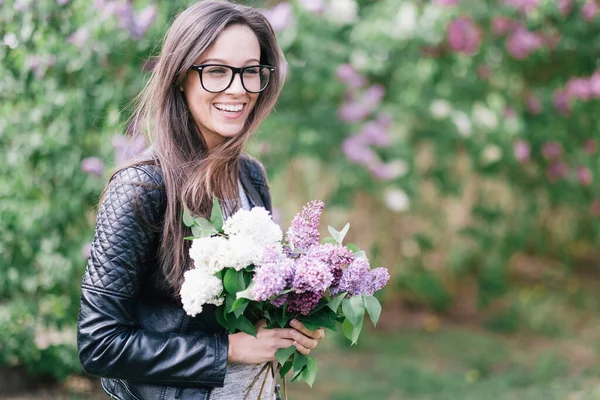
2, 0, 600, 398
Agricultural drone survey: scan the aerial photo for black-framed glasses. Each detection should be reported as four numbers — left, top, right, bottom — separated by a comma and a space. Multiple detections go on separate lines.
189, 64, 275, 93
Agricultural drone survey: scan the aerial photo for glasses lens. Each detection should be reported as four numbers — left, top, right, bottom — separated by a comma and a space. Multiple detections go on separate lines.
201, 66, 233, 92
242, 66, 272, 93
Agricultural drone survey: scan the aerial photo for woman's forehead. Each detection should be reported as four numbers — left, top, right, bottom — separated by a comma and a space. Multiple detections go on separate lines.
194, 24, 261, 65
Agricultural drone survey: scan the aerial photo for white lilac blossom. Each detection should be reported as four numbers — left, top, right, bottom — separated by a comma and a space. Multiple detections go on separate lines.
252, 245, 295, 301
180, 268, 224, 317
223, 235, 264, 271
189, 236, 228, 274
285, 200, 324, 252
223, 207, 282, 247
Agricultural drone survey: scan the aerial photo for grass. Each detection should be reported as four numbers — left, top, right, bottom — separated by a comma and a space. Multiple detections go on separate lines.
285, 325, 600, 400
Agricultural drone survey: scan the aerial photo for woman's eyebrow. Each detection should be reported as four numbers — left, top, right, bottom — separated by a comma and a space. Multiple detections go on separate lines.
199, 58, 261, 64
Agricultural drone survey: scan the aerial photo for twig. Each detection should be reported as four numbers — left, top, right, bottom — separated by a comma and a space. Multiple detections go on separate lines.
257, 362, 271, 399
243, 363, 270, 400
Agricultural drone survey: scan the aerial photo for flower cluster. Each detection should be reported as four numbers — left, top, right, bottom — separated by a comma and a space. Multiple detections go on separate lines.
181, 206, 282, 316
251, 201, 390, 316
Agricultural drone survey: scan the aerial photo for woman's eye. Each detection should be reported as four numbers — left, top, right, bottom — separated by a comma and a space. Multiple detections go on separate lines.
244, 67, 259, 75
206, 67, 228, 75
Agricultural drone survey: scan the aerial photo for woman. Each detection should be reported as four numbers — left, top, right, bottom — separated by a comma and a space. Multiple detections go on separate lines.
77, 1, 324, 399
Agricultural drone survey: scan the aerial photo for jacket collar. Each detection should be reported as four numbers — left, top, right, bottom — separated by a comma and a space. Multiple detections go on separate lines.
239, 161, 264, 209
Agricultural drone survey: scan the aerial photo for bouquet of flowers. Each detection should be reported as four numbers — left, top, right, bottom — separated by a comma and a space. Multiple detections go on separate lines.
180, 198, 389, 396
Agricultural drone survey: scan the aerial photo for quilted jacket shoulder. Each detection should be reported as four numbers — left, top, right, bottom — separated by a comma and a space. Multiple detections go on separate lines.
81, 164, 165, 299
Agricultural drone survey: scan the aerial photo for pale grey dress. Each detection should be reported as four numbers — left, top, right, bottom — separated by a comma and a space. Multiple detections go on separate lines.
210, 180, 277, 400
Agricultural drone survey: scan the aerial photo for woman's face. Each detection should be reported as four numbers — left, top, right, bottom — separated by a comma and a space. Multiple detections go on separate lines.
182, 24, 261, 150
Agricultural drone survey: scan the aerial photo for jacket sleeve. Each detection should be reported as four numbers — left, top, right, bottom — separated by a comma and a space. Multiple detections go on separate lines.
77, 166, 228, 387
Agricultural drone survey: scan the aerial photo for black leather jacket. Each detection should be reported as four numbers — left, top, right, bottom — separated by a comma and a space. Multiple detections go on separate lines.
77, 155, 272, 400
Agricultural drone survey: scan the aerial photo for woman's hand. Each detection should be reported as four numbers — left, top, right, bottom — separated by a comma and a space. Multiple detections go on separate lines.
227, 319, 326, 364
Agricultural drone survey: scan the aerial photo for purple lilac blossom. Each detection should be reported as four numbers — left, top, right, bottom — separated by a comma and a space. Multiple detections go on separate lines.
263, 2, 293, 32
306, 244, 354, 287
81, 157, 105, 177
566, 77, 592, 101
361, 267, 390, 296
113, 134, 147, 165
130, 5, 157, 39
553, 89, 571, 116
376, 112, 393, 129
342, 136, 378, 165
525, 95, 542, 114
369, 162, 401, 181
433, 0, 459, 6
504, 0, 540, 14
558, 0, 573, 15
338, 101, 371, 122
582, 0, 598, 21
68, 28, 90, 49
584, 139, 597, 154
506, 28, 544, 60
57, 0, 69, 5
447, 17, 482, 55
362, 121, 391, 147
285, 200, 324, 251
576, 166, 593, 186
287, 290, 323, 316
330, 258, 370, 296
546, 161, 569, 182
298, 0, 325, 14
590, 71, 600, 96
336, 64, 366, 89
252, 246, 295, 301
491, 17, 520, 36
541, 141, 563, 160
292, 256, 333, 294
270, 294, 288, 308
514, 140, 531, 163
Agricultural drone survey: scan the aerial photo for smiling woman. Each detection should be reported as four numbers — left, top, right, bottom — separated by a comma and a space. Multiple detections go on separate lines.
181, 24, 263, 149
75, 1, 326, 400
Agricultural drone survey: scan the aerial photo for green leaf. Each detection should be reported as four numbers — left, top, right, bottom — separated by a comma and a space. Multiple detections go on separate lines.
280, 358, 294, 376
363, 295, 382, 327
327, 292, 347, 312
327, 223, 350, 244
298, 306, 337, 331
321, 237, 338, 245
191, 218, 218, 238
225, 294, 236, 313
235, 314, 256, 337
301, 356, 318, 387
345, 243, 361, 253
293, 351, 309, 372
182, 207, 194, 227
275, 345, 296, 366
342, 296, 365, 327
214, 305, 228, 330
291, 365, 307, 383
223, 268, 245, 295
210, 196, 224, 232
342, 317, 363, 345
231, 298, 249, 318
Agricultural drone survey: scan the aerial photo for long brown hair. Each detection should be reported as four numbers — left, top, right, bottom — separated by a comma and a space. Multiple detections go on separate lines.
127, 0, 284, 296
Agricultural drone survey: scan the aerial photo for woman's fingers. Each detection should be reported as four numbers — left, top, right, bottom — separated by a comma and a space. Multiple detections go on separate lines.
290, 319, 325, 340
293, 340, 311, 355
